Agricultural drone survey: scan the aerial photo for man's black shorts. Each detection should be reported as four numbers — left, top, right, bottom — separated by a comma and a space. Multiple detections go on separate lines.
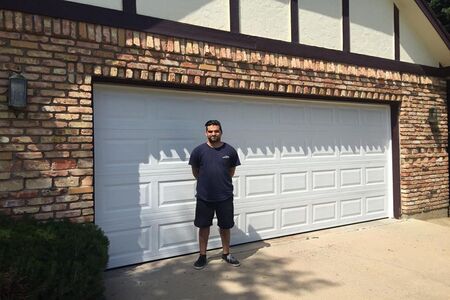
194, 198, 234, 229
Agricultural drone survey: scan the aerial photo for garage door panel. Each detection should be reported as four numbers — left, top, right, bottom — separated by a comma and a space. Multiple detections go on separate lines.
108, 227, 152, 258
341, 198, 363, 218
157, 138, 196, 164
280, 205, 308, 229
336, 107, 361, 125
366, 195, 387, 214
312, 202, 337, 223
280, 136, 309, 158
158, 179, 196, 207
94, 85, 392, 268
280, 172, 308, 194
311, 170, 337, 190
159, 221, 198, 251
340, 168, 363, 187
279, 104, 307, 126
310, 106, 334, 125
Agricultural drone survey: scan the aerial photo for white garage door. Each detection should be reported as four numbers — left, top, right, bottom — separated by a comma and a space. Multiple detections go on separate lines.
94, 84, 393, 268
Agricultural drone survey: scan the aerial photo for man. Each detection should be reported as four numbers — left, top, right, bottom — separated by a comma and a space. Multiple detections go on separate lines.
189, 120, 241, 270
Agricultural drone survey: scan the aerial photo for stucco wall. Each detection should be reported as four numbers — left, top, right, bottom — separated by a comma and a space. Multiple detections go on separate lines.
298, 0, 342, 50
349, 0, 394, 59
399, 16, 438, 67
136, 0, 230, 31
64, 0, 122, 10
239, 0, 290, 42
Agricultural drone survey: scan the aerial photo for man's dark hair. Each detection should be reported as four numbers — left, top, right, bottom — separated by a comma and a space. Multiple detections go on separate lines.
205, 120, 222, 132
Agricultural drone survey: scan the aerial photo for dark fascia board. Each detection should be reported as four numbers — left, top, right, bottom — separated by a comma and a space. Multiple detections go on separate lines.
1, 0, 447, 77
415, 0, 450, 50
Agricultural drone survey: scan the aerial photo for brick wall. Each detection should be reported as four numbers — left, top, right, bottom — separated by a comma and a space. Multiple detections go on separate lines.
0, 10, 448, 222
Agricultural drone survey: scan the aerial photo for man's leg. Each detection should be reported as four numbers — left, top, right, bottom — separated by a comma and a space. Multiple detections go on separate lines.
199, 227, 210, 255
219, 228, 230, 254
217, 200, 240, 267
193, 199, 214, 269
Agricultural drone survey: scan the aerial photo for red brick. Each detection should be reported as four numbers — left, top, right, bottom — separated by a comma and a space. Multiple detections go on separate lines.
25, 178, 52, 189
0, 179, 23, 192
54, 176, 79, 187
13, 207, 40, 214
15, 152, 43, 159
55, 210, 81, 218
10, 190, 40, 199
2, 199, 26, 207
52, 159, 77, 170
68, 186, 93, 194
24, 160, 51, 170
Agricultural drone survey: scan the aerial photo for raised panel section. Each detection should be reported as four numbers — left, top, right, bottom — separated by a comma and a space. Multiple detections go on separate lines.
341, 198, 362, 218
108, 227, 151, 257
103, 140, 149, 165
232, 177, 240, 198
312, 170, 336, 190
159, 180, 196, 207
340, 168, 362, 187
280, 138, 308, 159
312, 202, 337, 223
281, 206, 307, 228
310, 107, 334, 125
281, 172, 307, 193
104, 182, 151, 211
311, 134, 337, 157
157, 139, 194, 164
363, 136, 387, 155
366, 195, 385, 214
246, 210, 276, 233
159, 221, 197, 250
246, 175, 276, 197
337, 108, 360, 125
366, 167, 385, 185
362, 109, 385, 126
340, 136, 362, 156
279, 105, 306, 125
244, 140, 276, 160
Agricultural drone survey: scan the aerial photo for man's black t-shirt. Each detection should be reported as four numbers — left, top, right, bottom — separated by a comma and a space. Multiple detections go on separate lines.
189, 143, 240, 202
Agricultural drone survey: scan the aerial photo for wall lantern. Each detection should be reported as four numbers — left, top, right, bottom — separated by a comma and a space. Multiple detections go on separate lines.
427, 107, 438, 124
8, 73, 27, 109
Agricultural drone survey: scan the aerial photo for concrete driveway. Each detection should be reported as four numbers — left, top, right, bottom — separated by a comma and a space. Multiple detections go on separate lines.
104, 218, 450, 300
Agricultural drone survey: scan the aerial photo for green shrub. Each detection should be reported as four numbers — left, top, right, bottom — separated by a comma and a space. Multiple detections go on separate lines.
0, 214, 109, 300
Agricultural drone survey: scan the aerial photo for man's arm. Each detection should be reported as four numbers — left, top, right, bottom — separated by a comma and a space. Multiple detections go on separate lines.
229, 167, 236, 178
191, 167, 199, 179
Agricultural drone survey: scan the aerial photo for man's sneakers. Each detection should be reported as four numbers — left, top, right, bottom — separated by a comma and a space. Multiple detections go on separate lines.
194, 253, 241, 269
221, 253, 240, 267
193, 254, 207, 270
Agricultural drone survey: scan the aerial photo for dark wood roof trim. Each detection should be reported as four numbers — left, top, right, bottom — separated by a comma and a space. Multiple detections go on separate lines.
394, 4, 400, 61
342, 0, 350, 53
123, 0, 136, 15
415, 0, 450, 49
1, 0, 447, 77
229, 0, 239, 33
290, 0, 299, 43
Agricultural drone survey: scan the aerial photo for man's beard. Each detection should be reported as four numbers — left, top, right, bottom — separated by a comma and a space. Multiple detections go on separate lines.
208, 136, 220, 143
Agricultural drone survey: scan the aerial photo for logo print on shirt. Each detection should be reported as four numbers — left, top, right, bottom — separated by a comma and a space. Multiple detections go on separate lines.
222, 155, 230, 159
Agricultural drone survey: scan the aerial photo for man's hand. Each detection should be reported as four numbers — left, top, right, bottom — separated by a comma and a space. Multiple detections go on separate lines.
191, 167, 199, 179
229, 167, 236, 178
